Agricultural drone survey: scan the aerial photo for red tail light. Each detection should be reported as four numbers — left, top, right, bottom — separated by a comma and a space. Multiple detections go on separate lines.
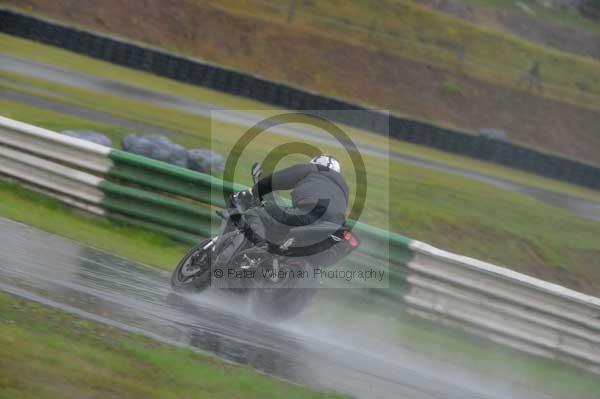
343, 230, 359, 248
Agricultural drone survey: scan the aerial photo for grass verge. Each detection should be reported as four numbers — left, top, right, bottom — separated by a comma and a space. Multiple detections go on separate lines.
0, 179, 187, 270
0, 292, 345, 399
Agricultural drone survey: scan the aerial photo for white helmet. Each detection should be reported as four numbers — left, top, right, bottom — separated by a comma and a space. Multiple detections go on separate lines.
310, 154, 341, 173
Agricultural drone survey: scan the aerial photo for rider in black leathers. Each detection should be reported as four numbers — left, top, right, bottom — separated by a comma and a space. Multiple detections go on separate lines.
244, 155, 349, 249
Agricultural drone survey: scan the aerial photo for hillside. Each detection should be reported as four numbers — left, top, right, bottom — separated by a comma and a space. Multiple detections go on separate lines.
417, 0, 600, 59
2, 0, 600, 165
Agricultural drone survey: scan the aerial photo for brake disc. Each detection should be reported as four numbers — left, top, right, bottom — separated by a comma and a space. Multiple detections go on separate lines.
181, 253, 207, 277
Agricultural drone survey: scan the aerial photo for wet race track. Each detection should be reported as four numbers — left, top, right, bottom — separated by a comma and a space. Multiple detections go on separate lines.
0, 218, 560, 399
1, 54, 600, 222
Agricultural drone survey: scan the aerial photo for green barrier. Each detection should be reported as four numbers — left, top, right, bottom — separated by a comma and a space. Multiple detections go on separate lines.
107, 212, 205, 245
107, 150, 413, 256
108, 150, 243, 208
352, 221, 411, 249
353, 230, 413, 265
99, 181, 214, 237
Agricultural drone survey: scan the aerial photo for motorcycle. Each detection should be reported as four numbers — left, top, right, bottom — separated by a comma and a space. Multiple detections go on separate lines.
171, 162, 360, 321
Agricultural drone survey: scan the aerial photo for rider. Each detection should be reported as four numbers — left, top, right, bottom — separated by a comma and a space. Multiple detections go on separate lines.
243, 154, 349, 251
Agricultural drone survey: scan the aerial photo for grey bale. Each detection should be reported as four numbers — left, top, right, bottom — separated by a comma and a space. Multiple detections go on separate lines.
122, 135, 153, 156
62, 130, 112, 147
122, 135, 189, 168
165, 143, 189, 168
188, 149, 225, 174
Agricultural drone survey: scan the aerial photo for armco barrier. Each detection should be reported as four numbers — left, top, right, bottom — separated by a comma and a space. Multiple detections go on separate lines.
405, 241, 600, 375
1, 116, 599, 375
1, 8, 600, 190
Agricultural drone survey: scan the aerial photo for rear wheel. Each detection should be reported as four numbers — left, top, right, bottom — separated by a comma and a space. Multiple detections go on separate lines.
252, 259, 319, 321
171, 240, 213, 293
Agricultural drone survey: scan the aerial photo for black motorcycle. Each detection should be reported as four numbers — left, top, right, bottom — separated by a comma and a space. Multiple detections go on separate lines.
171, 163, 360, 320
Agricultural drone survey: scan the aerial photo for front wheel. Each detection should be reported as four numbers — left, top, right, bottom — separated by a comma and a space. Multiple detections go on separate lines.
171, 240, 213, 293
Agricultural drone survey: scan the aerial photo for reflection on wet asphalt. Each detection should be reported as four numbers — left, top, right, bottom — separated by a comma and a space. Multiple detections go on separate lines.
0, 218, 559, 399
1, 54, 599, 221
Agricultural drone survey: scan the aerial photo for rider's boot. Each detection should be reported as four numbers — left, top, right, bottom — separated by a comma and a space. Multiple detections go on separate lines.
240, 239, 270, 268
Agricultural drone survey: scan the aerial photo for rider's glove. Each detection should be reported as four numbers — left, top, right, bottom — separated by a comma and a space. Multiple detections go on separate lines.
236, 189, 258, 208
234, 189, 250, 202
